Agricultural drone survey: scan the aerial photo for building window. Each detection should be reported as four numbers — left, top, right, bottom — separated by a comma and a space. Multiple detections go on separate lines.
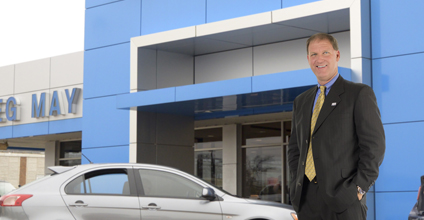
58, 141, 81, 166
194, 127, 223, 188
241, 121, 291, 204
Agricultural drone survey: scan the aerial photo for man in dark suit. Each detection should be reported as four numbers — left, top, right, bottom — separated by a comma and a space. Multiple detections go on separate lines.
288, 33, 385, 220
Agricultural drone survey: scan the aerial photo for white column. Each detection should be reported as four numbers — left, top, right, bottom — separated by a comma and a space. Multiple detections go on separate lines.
350, 0, 372, 85
222, 124, 240, 195
129, 107, 137, 163
44, 141, 56, 174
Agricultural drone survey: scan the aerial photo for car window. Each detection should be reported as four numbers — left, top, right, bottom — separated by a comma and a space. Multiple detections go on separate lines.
138, 169, 203, 199
65, 169, 129, 195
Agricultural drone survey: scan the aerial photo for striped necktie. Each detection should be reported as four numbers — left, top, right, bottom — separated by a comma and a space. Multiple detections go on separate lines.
305, 85, 326, 182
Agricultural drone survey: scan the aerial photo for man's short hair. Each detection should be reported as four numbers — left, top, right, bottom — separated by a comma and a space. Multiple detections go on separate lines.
306, 33, 339, 54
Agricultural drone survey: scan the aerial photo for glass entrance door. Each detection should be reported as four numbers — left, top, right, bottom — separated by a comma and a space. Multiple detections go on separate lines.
243, 146, 282, 202
241, 121, 292, 204
194, 127, 223, 188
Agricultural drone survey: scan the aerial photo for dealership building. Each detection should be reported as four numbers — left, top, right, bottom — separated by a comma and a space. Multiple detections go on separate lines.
1, 0, 423, 219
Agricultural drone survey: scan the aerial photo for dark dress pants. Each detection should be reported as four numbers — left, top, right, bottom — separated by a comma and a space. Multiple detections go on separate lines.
297, 177, 367, 220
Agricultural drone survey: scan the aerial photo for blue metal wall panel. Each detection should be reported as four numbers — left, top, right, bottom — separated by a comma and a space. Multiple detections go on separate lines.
1, 119, 82, 139
82, 145, 130, 164
252, 68, 351, 93
86, 0, 122, 9
373, 53, 424, 124
366, 192, 375, 220
49, 118, 83, 134
176, 77, 252, 101
82, 96, 129, 149
338, 67, 352, 81
85, 0, 141, 50
375, 192, 417, 220
376, 122, 424, 192
141, 0, 206, 35
116, 87, 176, 109
0, 126, 12, 139
252, 69, 315, 92
12, 122, 49, 138
84, 43, 130, 99
206, 0, 281, 23
282, 0, 320, 8
371, 0, 424, 58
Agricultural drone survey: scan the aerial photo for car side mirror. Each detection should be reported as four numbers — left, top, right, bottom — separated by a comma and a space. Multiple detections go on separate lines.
202, 187, 216, 201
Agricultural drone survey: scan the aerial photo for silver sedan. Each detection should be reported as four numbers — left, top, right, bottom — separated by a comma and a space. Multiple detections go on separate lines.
0, 163, 297, 220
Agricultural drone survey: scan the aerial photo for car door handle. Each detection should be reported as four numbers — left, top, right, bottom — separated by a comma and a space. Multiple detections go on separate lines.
70, 200, 88, 207
142, 203, 161, 210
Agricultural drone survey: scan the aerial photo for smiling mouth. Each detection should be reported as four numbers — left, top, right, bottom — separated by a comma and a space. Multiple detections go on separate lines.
317, 65, 327, 68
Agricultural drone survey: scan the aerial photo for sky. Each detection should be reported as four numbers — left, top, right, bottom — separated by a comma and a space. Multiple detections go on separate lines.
0, 0, 85, 67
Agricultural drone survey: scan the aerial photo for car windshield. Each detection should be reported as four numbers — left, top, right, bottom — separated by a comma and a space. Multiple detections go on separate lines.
0, 181, 16, 196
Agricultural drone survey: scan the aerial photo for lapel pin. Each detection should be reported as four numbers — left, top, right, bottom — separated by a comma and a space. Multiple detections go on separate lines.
331, 102, 337, 106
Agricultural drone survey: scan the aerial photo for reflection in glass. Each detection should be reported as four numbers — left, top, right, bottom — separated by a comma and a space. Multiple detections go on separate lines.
139, 169, 203, 198
59, 159, 81, 166
195, 150, 222, 188
242, 146, 282, 203
65, 170, 128, 195
86, 173, 128, 194
194, 141, 223, 150
60, 141, 81, 159
59, 141, 81, 166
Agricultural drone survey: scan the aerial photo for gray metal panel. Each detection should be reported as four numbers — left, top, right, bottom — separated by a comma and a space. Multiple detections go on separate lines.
249, 25, 316, 46
254, 31, 351, 76
132, 8, 349, 57
137, 143, 157, 164
138, 48, 157, 91
195, 48, 253, 84
254, 38, 309, 76
155, 113, 194, 146
194, 37, 247, 56
137, 111, 157, 144
157, 51, 193, 89
156, 145, 194, 174
333, 31, 351, 69
203, 24, 316, 48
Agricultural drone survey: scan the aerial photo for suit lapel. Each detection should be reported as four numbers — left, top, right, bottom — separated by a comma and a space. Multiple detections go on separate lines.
313, 76, 345, 135
302, 87, 317, 140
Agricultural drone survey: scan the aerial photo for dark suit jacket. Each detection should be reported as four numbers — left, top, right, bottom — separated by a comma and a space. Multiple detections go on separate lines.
288, 75, 385, 213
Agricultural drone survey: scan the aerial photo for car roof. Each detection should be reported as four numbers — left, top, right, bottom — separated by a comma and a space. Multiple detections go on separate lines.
48, 163, 182, 174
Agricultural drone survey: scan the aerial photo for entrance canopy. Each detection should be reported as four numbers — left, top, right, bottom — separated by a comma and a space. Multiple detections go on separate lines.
117, 68, 351, 119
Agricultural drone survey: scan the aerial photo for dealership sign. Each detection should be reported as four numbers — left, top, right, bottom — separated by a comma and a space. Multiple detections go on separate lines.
0, 88, 81, 123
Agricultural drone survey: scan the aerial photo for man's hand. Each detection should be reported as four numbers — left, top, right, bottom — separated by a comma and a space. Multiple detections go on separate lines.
357, 186, 365, 201
357, 192, 363, 201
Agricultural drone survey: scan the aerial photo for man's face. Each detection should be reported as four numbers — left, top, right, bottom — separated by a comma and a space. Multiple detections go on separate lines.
307, 39, 340, 85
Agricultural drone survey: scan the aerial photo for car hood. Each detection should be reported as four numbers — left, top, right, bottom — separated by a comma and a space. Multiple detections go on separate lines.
221, 194, 294, 210
244, 198, 294, 209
